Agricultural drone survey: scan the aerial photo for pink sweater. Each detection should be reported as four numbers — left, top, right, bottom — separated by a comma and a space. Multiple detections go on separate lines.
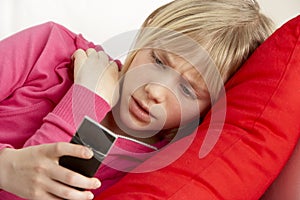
0, 22, 157, 199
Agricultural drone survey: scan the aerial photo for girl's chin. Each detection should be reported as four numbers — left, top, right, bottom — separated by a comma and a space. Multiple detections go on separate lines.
121, 120, 151, 131
120, 117, 163, 132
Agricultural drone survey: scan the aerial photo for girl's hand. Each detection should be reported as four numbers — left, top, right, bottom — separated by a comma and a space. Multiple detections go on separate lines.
0, 143, 101, 200
73, 48, 120, 107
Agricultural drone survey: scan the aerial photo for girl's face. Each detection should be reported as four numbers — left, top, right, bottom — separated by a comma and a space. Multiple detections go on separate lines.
115, 49, 210, 136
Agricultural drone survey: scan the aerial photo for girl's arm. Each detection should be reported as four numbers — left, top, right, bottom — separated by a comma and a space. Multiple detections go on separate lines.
24, 48, 119, 146
0, 22, 117, 199
0, 21, 104, 150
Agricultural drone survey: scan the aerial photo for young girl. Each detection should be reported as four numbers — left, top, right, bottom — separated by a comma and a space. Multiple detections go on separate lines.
0, 0, 274, 199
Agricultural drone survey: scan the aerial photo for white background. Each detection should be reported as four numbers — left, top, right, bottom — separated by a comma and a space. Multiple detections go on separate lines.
0, 0, 299, 44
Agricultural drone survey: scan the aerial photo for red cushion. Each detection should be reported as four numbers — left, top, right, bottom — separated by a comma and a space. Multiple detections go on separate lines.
96, 15, 300, 199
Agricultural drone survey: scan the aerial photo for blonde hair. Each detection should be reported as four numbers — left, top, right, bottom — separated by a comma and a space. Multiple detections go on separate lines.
121, 0, 274, 99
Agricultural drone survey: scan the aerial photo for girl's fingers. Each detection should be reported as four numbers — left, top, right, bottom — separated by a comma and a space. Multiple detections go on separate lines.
49, 164, 101, 190
72, 49, 86, 60
43, 142, 93, 160
72, 49, 88, 77
86, 48, 97, 56
39, 192, 61, 200
107, 61, 119, 75
44, 175, 95, 200
97, 51, 109, 63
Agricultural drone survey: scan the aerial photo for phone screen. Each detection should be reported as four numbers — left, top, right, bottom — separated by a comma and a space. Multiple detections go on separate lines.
77, 116, 117, 157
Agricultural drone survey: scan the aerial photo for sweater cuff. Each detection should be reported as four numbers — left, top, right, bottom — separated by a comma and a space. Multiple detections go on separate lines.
53, 84, 111, 129
0, 144, 13, 152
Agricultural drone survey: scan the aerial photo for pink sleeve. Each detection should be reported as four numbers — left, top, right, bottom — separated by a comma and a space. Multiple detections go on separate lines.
0, 21, 112, 149
24, 84, 111, 146
0, 22, 69, 150
0, 22, 57, 102
0, 21, 104, 102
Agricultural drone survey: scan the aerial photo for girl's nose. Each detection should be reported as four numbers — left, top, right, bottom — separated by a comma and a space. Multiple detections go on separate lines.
144, 83, 169, 103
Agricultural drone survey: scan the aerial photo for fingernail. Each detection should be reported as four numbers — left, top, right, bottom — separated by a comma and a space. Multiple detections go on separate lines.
88, 192, 94, 200
94, 179, 101, 188
85, 148, 93, 157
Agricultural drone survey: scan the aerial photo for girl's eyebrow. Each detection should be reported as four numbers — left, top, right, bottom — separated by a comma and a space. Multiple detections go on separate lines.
187, 68, 210, 99
158, 50, 208, 99
156, 50, 172, 67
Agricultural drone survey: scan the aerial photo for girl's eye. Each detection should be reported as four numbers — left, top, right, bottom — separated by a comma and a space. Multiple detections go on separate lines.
180, 83, 197, 99
151, 51, 165, 68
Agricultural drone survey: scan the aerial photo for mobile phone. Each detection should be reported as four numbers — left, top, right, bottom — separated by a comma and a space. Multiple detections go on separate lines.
59, 116, 117, 187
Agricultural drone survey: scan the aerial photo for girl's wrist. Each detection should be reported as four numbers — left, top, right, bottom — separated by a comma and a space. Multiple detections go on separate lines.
0, 148, 12, 190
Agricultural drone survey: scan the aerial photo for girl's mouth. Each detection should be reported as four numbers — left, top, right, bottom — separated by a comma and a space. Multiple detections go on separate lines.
129, 96, 152, 123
